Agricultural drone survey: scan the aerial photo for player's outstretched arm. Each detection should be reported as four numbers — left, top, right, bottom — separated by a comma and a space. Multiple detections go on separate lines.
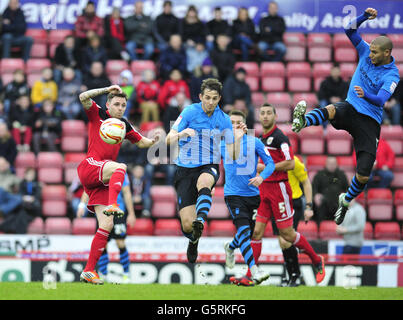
344, 8, 377, 47
165, 128, 196, 145
79, 85, 122, 110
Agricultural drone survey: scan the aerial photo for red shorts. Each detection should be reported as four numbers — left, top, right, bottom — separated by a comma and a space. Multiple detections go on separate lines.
257, 181, 294, 229
77, 157, 111, 213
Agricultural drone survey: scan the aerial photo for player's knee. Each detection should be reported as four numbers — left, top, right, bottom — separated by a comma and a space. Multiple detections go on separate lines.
278, 227, 295, 243
325, 104, 336, 120
117, 163, 127, 172
356, 173, 369, 184
278, 236, 291, 250
252, 225, 264, 240
99, 218, 114, 232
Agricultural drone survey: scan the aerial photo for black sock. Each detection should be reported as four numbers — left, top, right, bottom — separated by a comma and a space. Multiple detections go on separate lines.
282, 245, 300, 278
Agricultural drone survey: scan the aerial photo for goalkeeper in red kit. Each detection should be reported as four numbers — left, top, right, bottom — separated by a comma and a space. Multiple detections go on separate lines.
77, 85, 159, 284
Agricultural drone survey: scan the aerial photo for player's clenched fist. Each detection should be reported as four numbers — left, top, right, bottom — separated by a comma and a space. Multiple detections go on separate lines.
365, 8, 377, 20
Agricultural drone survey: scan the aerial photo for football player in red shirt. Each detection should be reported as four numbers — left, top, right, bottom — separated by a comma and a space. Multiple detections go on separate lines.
77, 85, 159, 284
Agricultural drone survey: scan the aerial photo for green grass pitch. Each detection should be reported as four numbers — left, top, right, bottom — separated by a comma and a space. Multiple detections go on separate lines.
1, 283, 402, 300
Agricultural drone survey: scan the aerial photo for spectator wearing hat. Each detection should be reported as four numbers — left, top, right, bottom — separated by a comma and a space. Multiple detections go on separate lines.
186, 41, 209, 74
189, 57, 219, 103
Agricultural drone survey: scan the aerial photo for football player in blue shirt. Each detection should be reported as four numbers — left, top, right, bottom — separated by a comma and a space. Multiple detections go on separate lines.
291, 7, 400, 225
166, 78, 247, 263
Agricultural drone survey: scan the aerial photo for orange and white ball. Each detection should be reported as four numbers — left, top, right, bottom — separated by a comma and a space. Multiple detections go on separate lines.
99, 118, 126, 144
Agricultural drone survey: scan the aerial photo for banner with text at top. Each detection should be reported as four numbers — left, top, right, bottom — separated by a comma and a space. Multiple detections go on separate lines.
3, 0, 403, 33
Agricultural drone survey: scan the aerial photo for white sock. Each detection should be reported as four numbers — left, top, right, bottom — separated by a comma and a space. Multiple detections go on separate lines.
251, 265, 259, 278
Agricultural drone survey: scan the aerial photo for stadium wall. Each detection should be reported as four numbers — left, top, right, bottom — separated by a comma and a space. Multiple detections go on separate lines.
4, 0, 403, 33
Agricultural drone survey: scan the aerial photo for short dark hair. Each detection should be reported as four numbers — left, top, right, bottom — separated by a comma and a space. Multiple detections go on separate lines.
260, 102, 276, 114
107, 92, 128, 102
229, 109, 246, 121
200, 78, 222, 95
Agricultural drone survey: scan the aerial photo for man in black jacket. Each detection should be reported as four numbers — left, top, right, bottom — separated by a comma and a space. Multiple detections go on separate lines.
257, 1, 286, 61
154, 1, 180, 51
206, 7, 231, 51
210, 34, 235, 82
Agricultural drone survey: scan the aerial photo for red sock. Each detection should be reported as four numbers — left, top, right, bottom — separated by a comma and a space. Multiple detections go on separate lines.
84, 228, 110, 272
293, 232, 321, 265
246, 239, 262, 277
108, 168, 126, 205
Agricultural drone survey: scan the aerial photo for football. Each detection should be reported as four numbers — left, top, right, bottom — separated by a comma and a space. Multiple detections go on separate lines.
99, 118, 126, 144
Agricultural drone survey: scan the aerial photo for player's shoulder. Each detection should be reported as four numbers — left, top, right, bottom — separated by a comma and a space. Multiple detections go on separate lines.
271, 126, 291, 144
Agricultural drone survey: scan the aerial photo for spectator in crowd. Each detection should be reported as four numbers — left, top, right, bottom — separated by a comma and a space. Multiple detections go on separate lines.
3, 69, 30, 113
336, 199, 366, 255
312, 156, 349, 222
74, 1, 104, 50
9, 94, 34, 152
104, 7, 130, 61
32, 99, 62, 155
31, 67, 58, 108
154, 0, 180, 51
382, 80, 401, 125
117, 137, 147, 167
189, 57, 219, 103
366, 138, 395, 189
81, 35, 108, 75
186, 41, 209, 74
179, 5, 207, 47
159, 34, 187, 80
136, 69, 161, 123
124, 1, 155, 61
18, 167, 41, 218
0, 121, 17, 167
232, 7, 256, 61
231, 98, 254, 129
0, 156, 20, 194
54, 35, 82, 84
258, 1, 287, 61
210, 34, 236, 82
206, 7, 232, 52
158, 69, 190, 111
82, 61, 111, 107
163, 91, 190, 133
129, 164, 152, 217
118, 70, 136, 119
57, 67, 82, 120
318, 64, 349, 109
0, 102, 9, 124
1, 0, 33, 62
69, 176, 88, 217
222, 67, 253, 124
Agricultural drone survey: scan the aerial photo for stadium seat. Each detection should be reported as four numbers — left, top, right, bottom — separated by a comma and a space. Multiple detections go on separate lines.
245, 76, 259, 92
48, 29, 73, 45
27, 73, 42, 87
41, 185, 67, 217
284, 33, 306, 61
208, 220, 235, 237
234, 62, 259, 76
299, 126, 325, 154
334, 47, 357, 62
150, 185, 176, 202
26, 29, 48, 44
130, 60, 156, 76
254, 123, 263, 137
325, 125, 352, 155
0, 58, 24, 73
45, 217, 72, 235
126, 218, 154, 235
27, 217, 44, 234
392, 157, 403, 188
364, 222, 373, 239
312, 62, 333, 78
367, 189, 393, 220
260, 62, 285, 77
274, 106, 291, 123
152, 201, 176, 218
394, 189, 403, 221
332, 33, 353, 48
37, 152, 63, 184
105, 60, 130, 76
261, 76, 285, 92
374, 222, 401, 240
1, 73, 14, 85
287, 77, 311, 92
30, 44, 48, 58
292, 93, 318, 108
308, 47, 331, 62
62, 120, 87, 137
72, 218, 97, 235
154, 219, 182, 236
286, 62, 311, 77
319, 221, 343, 240
266, 92, 292, 108
15, 151, 36, 178
306, 155, 327, 172
284, 47, 306, 61
297, 221, 318, 240
61, 136, 86, 153
276, 124, 299, 153
388, 34, 403, 48
355, 192, 366, 208
380, 125, 403, 155
25, 58, 52, 74
336, 156, 355, 171
361, 34, 380, 45
251, 92, 266, 107
393, 48, 403, 63
140, 121, 163, 135
209, 202, 230, 219
339, 63, 356, 80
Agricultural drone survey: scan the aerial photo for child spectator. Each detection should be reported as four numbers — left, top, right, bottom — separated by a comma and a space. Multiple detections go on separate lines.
31, 68, 58, 108
158, 69, 190, 110
3, 69, 30, 113
9, 94, 34, 152
136, 69, 161, 123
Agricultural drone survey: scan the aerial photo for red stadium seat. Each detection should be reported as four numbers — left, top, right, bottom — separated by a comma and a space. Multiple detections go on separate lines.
392, 157, 403, 188
355, 192, 366, 208
260, 62, 285, 77
367, 189, 393, 220
361, 34, 380, 45
307, 33, 331, 47
27, 73, 42, 87
284, 47, 306, 61
275, 106, 291, 123
48, 30, 73, 44
306, 155, 327, 171
154, 219, 182, 236
152, 201, 176, 218
319, 221, 343, 240
0, 58, 24, 73
45, 217, 72, 235
37, 152, 63, 184
251, 92, 266, 107
334, 47, 357, 63
292, 93, 318, 108
339, 63, 356, 80
297, 221, 318, 240
332, 33, 353, 48
25, 59, 52, 74
299, 126, 325, 154
15, 152, 36, 178
388, 34, 403, 48
326, 126, 352, 155
364, 222, 373, 239
61, 136, 86, 153
126, 218, 154, 235
308, 47, 331, 62
72, 218, 97, 235
393, 48, 403, 63
130, 60, 156, 75
312, 63, 333, 78
287, 77, 311, 92
261, 76, 285, 92
336, 156, 355, 171
140, 121, 163, 134
62, 120, 87, 137
27, 217, 44, 234
1, 73, 14, 85
150, 185, 176, 202
26, 29, 48, 44
394, 189, 403, 221
208, 220, 235, 237
374, 222, 401, 240
105, 60, 130, 76
245, 76, 259, 92
286, 62, 311, 77
266, 92, 292, 108
234, 62, 259, 76
30, 44, 48, 58
254, 123, 263, 137
283, 33, 306, 47
209, 202, 230, 219
380, 125, 403, 155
